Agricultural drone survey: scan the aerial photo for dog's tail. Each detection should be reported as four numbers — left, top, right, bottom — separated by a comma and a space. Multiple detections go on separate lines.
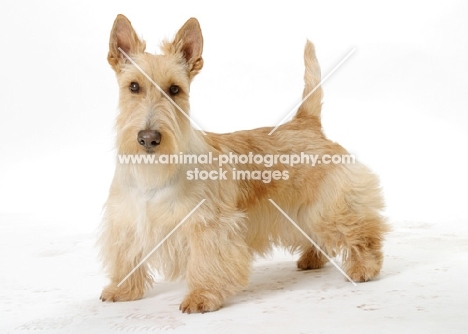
294, 40, 322, 120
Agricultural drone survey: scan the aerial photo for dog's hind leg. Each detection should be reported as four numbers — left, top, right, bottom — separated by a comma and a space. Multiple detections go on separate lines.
340, 215, 387, 282
325, 164, 388, 282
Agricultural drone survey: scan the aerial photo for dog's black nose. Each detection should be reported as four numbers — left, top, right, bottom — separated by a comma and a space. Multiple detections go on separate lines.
137, 130, 161, 148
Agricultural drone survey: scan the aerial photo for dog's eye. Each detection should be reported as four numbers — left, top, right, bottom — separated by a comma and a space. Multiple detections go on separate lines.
129, 82, 140, 93
169, 85, 180, 96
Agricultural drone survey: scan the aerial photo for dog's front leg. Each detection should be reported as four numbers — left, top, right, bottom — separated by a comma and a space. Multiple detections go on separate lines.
99, 185, 153, 302
100, 260, 152, 302
180, 216, 252, 313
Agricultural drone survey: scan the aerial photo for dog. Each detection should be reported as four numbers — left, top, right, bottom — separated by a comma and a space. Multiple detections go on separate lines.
99, 14, 388, 313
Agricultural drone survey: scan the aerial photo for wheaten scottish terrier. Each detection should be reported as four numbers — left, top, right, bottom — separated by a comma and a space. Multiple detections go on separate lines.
99, 14, 388, 313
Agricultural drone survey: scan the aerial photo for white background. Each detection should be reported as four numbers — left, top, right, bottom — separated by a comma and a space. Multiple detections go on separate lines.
1, 1, 467, 332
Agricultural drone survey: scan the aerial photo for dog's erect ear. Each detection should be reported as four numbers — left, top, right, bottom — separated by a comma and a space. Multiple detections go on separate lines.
169, 18, 204, 78
108, 14, 146, 72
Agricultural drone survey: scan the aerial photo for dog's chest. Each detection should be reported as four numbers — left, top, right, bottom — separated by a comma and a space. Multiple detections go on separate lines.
131, 185, 189, 234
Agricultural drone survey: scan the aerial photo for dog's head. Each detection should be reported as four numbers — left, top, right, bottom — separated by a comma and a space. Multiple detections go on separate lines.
108, 15, 203, 156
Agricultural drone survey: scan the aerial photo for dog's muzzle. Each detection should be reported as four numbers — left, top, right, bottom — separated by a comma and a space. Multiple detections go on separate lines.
137, 130, 161, 148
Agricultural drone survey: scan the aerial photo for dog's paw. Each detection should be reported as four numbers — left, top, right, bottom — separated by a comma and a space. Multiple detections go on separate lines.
179, 290, 222, 314
344, 249, 383, 282
345, 264, 381, 283
100, 283, 144, 302
297, 248, 328, 270
297, 257, 325, 270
